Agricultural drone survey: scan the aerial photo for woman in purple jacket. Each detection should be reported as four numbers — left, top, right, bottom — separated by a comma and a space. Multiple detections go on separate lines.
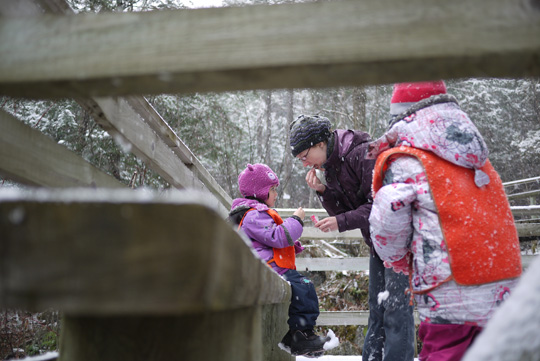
228, 163, 330, 357
290, 115, 415, 361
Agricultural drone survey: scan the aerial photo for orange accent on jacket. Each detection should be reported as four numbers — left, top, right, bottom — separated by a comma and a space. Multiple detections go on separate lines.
239, 208, 296, 270
373, 146, 522, 286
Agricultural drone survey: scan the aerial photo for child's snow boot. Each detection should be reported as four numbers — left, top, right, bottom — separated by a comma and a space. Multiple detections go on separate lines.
290, 329, 329, 356
278, 330, 293, 354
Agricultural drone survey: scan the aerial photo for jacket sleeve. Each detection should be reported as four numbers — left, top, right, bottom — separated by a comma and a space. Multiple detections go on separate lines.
241, 211, 303, 249
320, 145, 376, 233
369, 157, 418, 262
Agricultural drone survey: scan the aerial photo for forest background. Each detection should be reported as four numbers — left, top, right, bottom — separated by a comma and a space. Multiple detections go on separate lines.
3, 78, 539, 207
1, 0, 540, 359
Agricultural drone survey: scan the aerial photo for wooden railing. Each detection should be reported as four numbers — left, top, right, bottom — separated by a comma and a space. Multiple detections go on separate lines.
0, 189, 292, 361
504, 176, 540, 201
277, 199, 540, 327
1, 0, 539, 359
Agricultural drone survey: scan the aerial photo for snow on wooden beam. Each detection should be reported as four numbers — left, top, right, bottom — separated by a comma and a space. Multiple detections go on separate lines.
0, 109, 124, 188
281, 209, 540, 239
0, 0, 539, 99
1, 0, 233, 212
301, 227, 363, 240
83, 97, 231, 214
296, 255, 536, 273
0, 189, 290, 314
301, 223, 540, 240
317, 310, 421, 326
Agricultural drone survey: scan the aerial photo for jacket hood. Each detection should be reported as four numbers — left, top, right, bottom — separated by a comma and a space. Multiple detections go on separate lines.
367, 94, 489, 174
326, 129, 372, 166
230, 198, 269, 213
228, 198, 270, 226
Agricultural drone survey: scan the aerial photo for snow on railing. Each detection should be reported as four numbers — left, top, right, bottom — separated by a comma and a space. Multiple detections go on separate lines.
504, 176, 540, 203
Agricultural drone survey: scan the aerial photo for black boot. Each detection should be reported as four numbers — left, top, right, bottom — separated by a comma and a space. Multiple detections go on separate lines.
290, 329, 329, 356
278, 330, 293, 354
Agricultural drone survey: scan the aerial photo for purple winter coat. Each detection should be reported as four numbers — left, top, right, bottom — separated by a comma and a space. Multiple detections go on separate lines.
228, 198, 304, 275
318, 129, 375, 247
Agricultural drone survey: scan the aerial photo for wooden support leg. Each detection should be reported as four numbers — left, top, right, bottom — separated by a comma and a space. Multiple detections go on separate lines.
60, 303, 293, 361
262, 302, 295, 361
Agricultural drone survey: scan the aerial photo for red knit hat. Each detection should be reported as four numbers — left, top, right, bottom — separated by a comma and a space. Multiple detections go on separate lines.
390, 81, 447, 116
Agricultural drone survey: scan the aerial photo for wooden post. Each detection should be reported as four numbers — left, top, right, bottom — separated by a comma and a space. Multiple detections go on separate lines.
60, 305, 291, 361
0, 189, 292, 361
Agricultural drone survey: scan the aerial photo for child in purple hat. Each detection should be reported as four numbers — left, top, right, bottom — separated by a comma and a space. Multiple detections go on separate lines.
228, 163, 332, 357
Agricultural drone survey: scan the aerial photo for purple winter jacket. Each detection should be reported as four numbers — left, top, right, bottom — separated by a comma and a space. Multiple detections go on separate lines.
228, 198, 304, 275
318, 129, 375, 247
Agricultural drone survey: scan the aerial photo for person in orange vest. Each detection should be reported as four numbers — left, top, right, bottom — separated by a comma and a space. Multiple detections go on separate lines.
368, 81, 522, 361
228, 163, 331, 357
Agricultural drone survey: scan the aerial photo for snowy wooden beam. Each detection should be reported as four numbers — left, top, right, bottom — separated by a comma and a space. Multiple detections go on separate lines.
296, 255, 537, 272
0, 0, 233, 212
83, 97, 231, 214
507, 189, 540, 200
0, 188, 291, 361
0, 0, 539, 99
0, 109, 124, 188
0, 189, 290, 313
114, 96, 232, 209
517, 222, 540, 238
301, 227, 363, 240
301, 223, 540, 240
296, 257, 370, 272
281, 209, 540, 239
503, 176, 540, 187
317, 310, 421, 326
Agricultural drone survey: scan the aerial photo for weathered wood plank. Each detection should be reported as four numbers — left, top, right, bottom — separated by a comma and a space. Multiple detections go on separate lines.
516, 222, 540, 238
279, 207, 540, 219
301, 227, 363, 240
1, 0, 539, 99
301, 223, 540, 240
511, 205, 540, 216
60, 304, 293, 361
506, 189, 540, 200
503, 176, 540, 187
0, 0, 71, 16
280, 209, 540, 239
122, 96, 232, 208
297, 255, 537, 272
0, 189, 290, 313
317, 310, 421, 326
0, 109, 124, 188
296, 257, 370, 272
0, 0, 233, 212
89, 97, 229, 214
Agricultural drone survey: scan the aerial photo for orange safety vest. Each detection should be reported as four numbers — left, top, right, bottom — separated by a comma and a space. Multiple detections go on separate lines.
239, 208, 296, 270
372, 146, 522, 286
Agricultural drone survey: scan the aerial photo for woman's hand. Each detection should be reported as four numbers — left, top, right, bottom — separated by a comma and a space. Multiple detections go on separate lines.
315, 216, 338, 233
306, 168, 326, 193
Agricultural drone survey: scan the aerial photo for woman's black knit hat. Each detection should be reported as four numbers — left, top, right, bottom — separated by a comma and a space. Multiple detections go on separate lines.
289, 115, 332, 157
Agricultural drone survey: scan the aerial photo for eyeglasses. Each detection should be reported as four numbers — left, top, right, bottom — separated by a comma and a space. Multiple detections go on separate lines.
298, 147, 312, 161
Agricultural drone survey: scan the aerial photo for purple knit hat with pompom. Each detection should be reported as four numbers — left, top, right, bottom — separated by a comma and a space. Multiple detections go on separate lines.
238, 163, 279, 202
